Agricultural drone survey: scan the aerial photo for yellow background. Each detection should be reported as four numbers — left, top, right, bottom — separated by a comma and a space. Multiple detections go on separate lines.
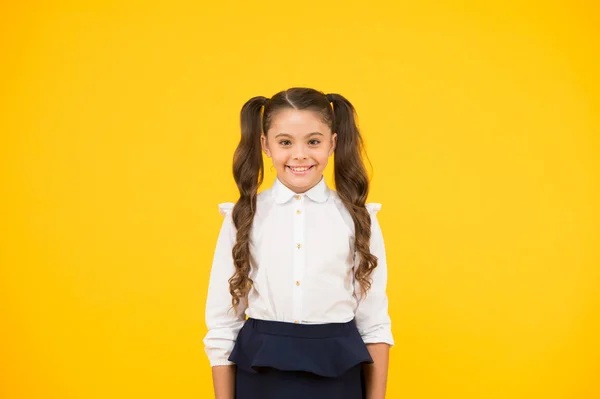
1, 1, 599, 398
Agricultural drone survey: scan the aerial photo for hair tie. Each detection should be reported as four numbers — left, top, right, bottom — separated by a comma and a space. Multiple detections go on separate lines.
326, 93, 334, 103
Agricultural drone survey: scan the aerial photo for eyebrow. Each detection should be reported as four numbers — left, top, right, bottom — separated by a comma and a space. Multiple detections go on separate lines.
274, 132, 324, 138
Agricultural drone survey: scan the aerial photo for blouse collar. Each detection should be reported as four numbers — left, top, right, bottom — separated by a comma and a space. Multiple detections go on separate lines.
271, 176, 330, 204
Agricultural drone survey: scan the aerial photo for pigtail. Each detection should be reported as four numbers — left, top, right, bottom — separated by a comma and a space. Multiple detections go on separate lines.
327, 93, 378, 297
230, 96, 268, 308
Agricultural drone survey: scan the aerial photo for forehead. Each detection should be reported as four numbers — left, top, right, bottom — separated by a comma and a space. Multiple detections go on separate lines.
267, 109, 331, 136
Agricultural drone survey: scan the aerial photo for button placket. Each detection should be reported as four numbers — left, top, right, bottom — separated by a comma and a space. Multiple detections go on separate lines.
292, 194, 305, 324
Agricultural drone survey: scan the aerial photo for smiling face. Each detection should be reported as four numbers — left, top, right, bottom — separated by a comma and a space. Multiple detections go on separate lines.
261, 108, 337, 193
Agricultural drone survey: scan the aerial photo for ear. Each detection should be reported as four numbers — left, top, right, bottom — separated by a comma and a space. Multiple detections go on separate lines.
261, 134, 271, 158
328, 133, 337, 156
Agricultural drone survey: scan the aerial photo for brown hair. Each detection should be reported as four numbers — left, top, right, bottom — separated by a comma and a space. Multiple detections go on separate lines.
229, 88, 377, 308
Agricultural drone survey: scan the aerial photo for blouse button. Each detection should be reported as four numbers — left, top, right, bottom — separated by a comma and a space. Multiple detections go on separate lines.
294, 320, 299, 324
297, 243, 301, 249
295, 195, 301, 200
296, 280, 300, 286
296, 209, 301, 214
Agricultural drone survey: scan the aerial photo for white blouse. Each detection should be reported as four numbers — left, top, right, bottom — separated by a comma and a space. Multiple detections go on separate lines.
204, 177, 394, 367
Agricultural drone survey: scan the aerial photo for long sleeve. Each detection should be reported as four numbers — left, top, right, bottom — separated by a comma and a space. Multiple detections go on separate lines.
354, 203, 395, 346
203, 202, 248, 367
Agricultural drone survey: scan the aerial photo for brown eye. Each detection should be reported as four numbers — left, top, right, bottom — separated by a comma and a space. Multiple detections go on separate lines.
279, 140, 292, 146
308, 139, 321, 145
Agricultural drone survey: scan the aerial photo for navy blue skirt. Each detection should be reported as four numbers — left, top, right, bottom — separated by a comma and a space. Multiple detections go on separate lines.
228, 318, 373, 399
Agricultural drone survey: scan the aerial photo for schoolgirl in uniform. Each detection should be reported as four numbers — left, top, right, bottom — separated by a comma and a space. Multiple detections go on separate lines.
204, 87, 394, 399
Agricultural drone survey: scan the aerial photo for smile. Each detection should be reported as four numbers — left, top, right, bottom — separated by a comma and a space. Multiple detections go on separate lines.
286, 165, 315, 175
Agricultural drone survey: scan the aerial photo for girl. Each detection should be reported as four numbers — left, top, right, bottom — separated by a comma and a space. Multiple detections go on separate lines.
204, 88, 394, 399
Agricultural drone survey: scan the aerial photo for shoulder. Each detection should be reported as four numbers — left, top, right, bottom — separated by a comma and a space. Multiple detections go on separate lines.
216, 188, 274, 217
217, 202, 235, 216
257, 187, 273, 204
329, 190, 382, 215
365, 203, 382, 216
329, 191, 383, 235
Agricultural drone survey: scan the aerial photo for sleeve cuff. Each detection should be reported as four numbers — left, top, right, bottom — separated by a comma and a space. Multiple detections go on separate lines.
360, 326, 395, 347
209, 358, 236, 367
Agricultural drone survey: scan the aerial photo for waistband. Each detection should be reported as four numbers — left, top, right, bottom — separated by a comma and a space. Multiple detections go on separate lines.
245, 318, 357, 339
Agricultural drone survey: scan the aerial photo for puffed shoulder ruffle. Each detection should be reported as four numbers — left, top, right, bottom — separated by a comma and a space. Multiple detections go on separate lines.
365, 203, 382, 215
218, 202, 235, 216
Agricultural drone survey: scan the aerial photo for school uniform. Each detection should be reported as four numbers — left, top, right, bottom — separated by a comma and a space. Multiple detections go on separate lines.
204, 177, 394, 399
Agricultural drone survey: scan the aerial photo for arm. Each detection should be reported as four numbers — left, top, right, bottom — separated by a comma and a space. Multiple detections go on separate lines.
364, 343, 390, 399
354, 203, 394, 399
211, 366, 236, 399
204, 203, 247, 399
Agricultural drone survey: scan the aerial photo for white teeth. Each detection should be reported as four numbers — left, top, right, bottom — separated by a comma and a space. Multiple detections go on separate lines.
290, 166, 310, 172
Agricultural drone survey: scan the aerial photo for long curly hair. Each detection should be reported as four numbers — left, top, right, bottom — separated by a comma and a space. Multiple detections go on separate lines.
229, 87, 377, 308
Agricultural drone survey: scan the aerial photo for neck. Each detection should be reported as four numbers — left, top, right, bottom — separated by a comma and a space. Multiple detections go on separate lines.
278, 175, 323, 194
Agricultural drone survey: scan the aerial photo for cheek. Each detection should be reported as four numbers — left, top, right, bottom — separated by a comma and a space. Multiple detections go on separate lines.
271, 151, 289, 165
315, 149, 332, 165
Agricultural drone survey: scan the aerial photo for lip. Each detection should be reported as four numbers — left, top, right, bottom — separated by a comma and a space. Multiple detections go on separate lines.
286, 165, 315, 176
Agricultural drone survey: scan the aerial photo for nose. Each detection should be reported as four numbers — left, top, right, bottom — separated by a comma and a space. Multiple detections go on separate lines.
292, 144, 307, 160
